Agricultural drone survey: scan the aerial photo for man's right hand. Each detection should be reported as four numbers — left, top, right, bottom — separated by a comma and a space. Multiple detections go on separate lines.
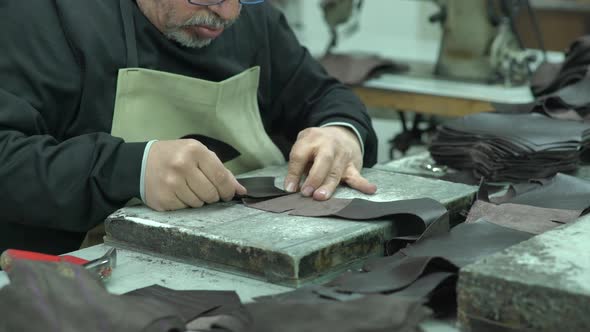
144, 140, 247, 212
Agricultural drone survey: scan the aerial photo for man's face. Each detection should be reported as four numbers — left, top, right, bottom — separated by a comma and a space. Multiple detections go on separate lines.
145, 0, 242, 48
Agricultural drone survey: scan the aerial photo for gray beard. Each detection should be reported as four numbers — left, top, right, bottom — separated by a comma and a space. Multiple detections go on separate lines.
165, 30, 213, 48
164, 10, 239, 48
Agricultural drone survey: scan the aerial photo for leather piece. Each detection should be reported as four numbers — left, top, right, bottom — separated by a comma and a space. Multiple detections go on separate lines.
181, 134, 241, 163
0, 260, 184, 332
485, 173, 590, 211
465, 200, 581, 235
394, 221, 533, 268
125, 285, 243, 323
245, 193, 353, 216
237, 295, 431, 332
236, 177, 289, 199
495, 36, 590, 123
246, 194, 449, 237
251, 217, 531, 319
326, 256, 458, 293
531, 35, 590, 97
236, 176, 448, 235
319, 53, 409, 86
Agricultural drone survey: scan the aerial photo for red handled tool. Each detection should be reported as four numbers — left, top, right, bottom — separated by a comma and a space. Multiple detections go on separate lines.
0, 248, 117, 281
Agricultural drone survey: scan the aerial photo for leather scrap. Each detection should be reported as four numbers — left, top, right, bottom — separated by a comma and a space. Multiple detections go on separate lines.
465, 200, 580, 235
319, 52, 409, 86
326, 256, 457, 294
246, 194, 449, 237
531, 35, 590, 97
238, 295, 431, 332
485, 173, 590, 211
394, 220, 533, 268
0, 260, 184, 332
236, 177, 289, 199
125, 285, 243, 323
245, 193, 352, 216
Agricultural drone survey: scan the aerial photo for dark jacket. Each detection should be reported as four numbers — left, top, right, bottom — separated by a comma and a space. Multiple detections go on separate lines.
0, 0, 378, 254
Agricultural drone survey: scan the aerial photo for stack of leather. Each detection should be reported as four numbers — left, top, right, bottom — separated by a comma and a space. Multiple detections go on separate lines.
428, 112, 590, 182
532, 36, 590, 97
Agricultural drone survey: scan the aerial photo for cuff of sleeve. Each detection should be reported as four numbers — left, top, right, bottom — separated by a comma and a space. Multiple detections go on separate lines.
140, 140, 159, 203
321, 122, 365, 157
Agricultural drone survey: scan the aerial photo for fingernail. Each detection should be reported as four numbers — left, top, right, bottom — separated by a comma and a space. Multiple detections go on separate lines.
302, 186, 314, 197
285, 182, 296, 193
317, 189, 330, 199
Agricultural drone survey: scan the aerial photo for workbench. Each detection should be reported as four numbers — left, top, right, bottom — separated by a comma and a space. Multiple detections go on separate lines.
2, 159, 588, 330
351, 51, 564, 118
353, 62, 534, 117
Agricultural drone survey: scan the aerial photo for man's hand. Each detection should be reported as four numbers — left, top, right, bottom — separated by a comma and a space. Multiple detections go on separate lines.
144, 140, 247, 211
284, 127, 377, 200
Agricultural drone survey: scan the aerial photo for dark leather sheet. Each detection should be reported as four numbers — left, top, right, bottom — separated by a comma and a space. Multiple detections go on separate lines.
531, 35, 590, 97
0, 259, 432, 332
125, 285, 242, 323
256, 221, 531, 319
246, 193, 449, 237
326, 256, 458, 294
236, 295, 430, 332
319, 53, 409, 86
236, 177, 290, 199
244, 193, 352, 216
482, 173, 590, 211
494, 35, 590, 123
0, 260, 185, 332
393, 221, 533, 268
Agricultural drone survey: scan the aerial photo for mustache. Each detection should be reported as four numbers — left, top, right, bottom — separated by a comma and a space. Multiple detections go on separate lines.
179, 14, 236, 29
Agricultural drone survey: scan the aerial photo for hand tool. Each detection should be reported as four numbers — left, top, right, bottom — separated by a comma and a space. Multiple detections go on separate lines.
0, 247, 117, 281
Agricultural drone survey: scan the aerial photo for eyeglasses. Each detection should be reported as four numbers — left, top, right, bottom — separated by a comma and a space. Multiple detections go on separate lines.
188, 0, 265, 6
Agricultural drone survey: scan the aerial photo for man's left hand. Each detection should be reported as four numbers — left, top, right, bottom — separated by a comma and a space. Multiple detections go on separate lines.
284, 126, 377, 200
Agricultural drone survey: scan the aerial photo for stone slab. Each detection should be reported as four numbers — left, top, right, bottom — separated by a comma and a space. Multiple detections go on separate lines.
105, 165, 476, 286
457, 214, 590, 331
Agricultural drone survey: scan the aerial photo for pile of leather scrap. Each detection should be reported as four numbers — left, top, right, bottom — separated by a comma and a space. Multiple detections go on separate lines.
466, 173, 590, 235
428, 112, 590, 182
0, 259, 432, 332
319, 52, 409, 86
257, 218, 533, 319
495, 35, 590, 122
251, 174, 590, 319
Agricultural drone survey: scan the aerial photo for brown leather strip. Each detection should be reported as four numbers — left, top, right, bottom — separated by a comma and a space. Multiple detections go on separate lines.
326, 256, 457, 293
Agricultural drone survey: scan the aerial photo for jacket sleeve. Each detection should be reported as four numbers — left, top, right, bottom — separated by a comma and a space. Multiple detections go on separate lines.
264, 5, 378, 167
0, 1, 144, 232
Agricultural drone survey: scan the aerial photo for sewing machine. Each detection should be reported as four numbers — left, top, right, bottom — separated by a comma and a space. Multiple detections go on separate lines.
431, 0, 535, 86
272, 0, 537, 86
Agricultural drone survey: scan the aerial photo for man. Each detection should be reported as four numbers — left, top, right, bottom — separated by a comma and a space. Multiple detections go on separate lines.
0, 0, 378, 254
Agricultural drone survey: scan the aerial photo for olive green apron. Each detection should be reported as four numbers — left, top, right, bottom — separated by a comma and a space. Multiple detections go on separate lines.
81, 0, 285, 248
